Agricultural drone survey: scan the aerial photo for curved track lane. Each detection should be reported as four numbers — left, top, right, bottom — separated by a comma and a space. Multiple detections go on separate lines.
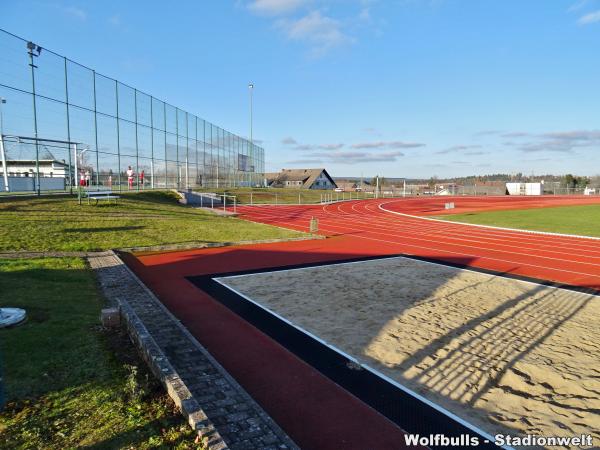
236, 197, 600, 291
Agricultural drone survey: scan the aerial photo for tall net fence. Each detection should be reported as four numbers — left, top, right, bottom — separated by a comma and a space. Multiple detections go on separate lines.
0, 29, 264, 195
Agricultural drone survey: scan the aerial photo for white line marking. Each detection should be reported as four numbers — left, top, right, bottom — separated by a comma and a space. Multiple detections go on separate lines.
378, 200, 600, 241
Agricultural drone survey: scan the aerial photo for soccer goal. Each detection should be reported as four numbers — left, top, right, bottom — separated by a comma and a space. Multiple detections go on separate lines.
0, 134, 87, 195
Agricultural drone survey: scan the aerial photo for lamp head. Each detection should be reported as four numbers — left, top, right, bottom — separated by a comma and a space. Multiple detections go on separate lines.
26, 42, 42, 56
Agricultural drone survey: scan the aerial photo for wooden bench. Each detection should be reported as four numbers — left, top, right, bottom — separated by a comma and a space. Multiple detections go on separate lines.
84, 190, 120, 205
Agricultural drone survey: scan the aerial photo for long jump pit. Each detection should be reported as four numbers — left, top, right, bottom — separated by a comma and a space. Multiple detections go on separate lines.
195, 255, 600, 449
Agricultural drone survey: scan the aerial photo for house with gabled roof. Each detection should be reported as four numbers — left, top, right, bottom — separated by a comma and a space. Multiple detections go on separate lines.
265, 168, 337, 190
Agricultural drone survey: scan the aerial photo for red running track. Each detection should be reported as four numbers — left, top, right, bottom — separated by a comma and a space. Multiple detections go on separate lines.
236, 196, 600, 291
125, 195, 600, 449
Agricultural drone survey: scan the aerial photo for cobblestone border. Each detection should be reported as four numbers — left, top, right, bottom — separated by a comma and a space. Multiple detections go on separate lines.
89, 251, 298, 450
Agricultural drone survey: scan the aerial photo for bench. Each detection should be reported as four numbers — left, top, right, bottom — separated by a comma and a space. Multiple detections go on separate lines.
84, 190, 120, 205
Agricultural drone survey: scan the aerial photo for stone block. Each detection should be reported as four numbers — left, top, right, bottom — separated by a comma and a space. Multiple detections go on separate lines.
100, 307, 120, 327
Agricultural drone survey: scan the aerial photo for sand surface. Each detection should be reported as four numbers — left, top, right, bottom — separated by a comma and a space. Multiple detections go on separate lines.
219, 257, 600, 449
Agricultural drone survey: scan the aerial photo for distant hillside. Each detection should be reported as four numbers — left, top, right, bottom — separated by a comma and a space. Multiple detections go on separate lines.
334, 173, 584, 185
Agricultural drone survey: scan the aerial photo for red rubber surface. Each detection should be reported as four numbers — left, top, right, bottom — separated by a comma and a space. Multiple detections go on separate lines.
236, 196, 600, 291
126, 195, 600, 449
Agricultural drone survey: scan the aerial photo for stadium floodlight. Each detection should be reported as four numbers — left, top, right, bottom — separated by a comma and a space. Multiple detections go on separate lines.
27, 41, 42, 56
248, 82, 254, 155
26, 41, 42, 194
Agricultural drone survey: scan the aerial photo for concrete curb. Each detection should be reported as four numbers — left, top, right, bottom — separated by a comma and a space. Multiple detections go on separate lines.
89, 252, 223, 447
89, 251, 298, 450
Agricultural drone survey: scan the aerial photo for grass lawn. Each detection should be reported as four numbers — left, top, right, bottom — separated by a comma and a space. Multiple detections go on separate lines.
195, 187, 371, 204
440, 204, 600, 237
0, 258, 199, 449
0, 191, 304, 251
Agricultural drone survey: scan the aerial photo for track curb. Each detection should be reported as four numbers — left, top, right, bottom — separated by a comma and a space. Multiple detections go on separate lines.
89, 250, 298, 450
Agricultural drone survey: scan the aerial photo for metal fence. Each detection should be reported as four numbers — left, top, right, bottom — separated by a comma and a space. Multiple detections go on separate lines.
0, 28, 264, 194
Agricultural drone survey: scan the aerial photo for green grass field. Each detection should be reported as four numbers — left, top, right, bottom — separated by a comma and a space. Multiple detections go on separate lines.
441, 204, 600, 237
195, 187, 370, 204
0, 258, 198, 449
0, 191, 304, 252
0, 191, 310, 448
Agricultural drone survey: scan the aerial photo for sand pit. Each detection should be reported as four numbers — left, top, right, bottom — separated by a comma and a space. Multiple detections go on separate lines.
218, 257, 600, 448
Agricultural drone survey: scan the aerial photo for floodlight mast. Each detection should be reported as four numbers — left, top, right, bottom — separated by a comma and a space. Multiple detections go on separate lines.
248, 82, 254, 182
27, 41, 42, 195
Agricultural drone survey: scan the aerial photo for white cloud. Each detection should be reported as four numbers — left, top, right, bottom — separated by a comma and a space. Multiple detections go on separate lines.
358, 7, 371, 22
108, 14, 122, 26
351, 140, 425, 149
435, 145, 482, 155
248, 0, 307, 16
303, 150, 405, 164
578, 9, 600, 24
519, 141, 578, 153
64, 6, 86, 21
540, 130, 600, 140
287, 141, 343, 151
277, 11, 352, 56
294, 144, 316, 150
282, 137, 298, 145
474, 130, 502, 136
286, 158, 324, 165
501, 131, 530, 138
569, 0, 592, 12
318, 143, 344, 150
464, 151, 488, 156
362, 127, 381, 135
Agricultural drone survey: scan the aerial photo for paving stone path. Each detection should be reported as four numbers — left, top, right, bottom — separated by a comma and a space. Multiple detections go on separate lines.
89, 251, 297, 450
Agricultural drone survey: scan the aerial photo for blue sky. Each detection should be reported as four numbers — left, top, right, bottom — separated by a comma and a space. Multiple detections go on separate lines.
2, 0, 600, 178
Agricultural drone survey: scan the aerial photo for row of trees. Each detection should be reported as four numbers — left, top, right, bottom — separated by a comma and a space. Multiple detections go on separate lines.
563, 174, 591, 188
358, 174, 600, 189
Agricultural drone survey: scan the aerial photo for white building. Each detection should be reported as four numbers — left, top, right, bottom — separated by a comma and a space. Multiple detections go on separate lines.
506, 182, 542, 196
0, 159, 74, 191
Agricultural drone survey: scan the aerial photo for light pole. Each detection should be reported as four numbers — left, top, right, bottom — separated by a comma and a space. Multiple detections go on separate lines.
248, 82, 254, 184
27, 41, 42, 195
0, 98, 9, 192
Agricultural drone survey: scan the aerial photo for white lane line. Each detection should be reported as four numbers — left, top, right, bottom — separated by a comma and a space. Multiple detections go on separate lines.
340, 202, 600, 257
238, 207, 600, 280
242, 206, 600, 270
378, 199, 600, 242
360, 201, 600, 251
